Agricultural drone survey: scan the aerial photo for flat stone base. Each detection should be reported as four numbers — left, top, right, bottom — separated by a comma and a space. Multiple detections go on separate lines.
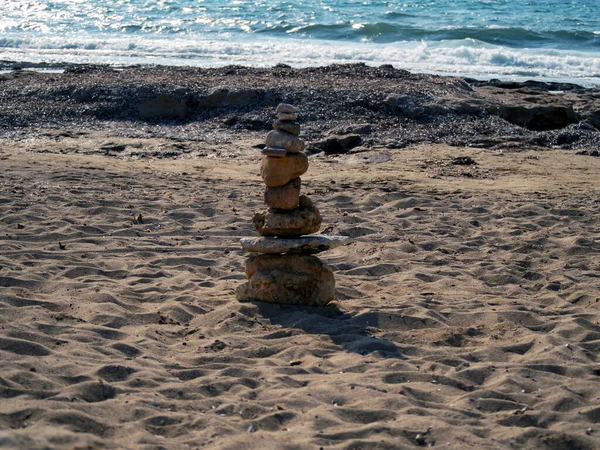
240, 235, 352, 255
236, 254, 335, 306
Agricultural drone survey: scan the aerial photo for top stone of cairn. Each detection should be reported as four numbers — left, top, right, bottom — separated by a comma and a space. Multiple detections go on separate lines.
276, 103, 299, 114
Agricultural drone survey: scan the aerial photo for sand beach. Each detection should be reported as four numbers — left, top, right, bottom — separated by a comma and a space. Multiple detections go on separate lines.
1, 65, 600, 449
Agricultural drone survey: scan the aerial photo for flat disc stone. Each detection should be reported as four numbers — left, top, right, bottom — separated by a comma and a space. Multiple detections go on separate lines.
240, 235, 352, 255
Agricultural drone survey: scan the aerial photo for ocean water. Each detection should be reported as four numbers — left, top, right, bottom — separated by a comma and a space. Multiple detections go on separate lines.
0, 0, 599, 85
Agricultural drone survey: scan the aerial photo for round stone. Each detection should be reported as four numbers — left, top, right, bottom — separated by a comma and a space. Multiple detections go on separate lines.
240, 235, 352, 255
260, 152, 308, 187
273, 120, 300, 136
253, 195, 321, 237
265, 130, 304, 153
264, 177, 301, 210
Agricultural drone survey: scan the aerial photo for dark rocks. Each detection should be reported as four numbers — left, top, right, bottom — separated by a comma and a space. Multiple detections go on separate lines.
385, 94, 426, 118
222, 115, 238, 126
137, 95, 189, 120
385, 94, 449, 119
438, 96, 488, 115
265, 129, 305, 153
467, 78, 583, 92
470, 81, 598, 132
587, 110, 600, 130
335, 134, 363, 150
386, 140, 407, 149
71, 87, 99, 103
63, 64, 117, 75
385, 93, 488, 118
576, 149, 600, 157
200, 87, 267, 108
307, 138, 344, 155
385, 81, 588, 133
556, 132, 580, 146
327, 123, 373, 135
240, 114, 270, 130
497, 104, 579, 131
225, 88, 266, 106
200, 87, 229, 108
1, 64, 598, 155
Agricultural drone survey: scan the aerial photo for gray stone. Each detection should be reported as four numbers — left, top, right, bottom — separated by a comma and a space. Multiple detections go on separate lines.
253, 195, 321, 237
587, 109, 600, 130
265, 130, 305, 153
240, 235, 352, 255
327, 123, 373, 135
262, 147, 286, 157
264, 177, 301, 210
273, 119, 301, 136
278, 112, 299, 121
276, 103, 299, 114
260, 152, 308, 187
236, 254, 335, 306
385, 94, 447, 119
202, 87, 229, 107
497, 104, 579, 131
226, 89, 266, 106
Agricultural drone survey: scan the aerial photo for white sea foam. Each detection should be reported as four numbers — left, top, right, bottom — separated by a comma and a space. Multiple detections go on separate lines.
1, 33, 599, 85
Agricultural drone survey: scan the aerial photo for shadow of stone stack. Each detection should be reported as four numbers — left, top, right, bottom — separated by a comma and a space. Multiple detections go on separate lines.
236, 103, 351, 306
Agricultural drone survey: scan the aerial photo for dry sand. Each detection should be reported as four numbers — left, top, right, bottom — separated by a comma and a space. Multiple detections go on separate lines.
1, 133, 600, 449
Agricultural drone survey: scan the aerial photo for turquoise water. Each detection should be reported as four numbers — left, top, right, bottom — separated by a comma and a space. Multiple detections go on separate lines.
1, 0, 599, 84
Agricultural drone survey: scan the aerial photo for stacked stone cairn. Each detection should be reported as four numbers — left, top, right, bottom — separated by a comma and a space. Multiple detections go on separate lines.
236, 103, 351, 306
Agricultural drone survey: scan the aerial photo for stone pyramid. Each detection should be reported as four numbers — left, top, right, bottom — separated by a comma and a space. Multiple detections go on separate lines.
236, 103, 351, 306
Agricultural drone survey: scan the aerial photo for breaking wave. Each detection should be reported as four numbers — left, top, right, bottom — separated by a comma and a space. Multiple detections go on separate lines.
1, 34, 598, 85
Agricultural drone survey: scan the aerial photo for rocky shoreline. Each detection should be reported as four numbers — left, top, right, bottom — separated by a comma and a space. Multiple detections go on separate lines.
1, 64, 599, 156
2, 64, 600, 450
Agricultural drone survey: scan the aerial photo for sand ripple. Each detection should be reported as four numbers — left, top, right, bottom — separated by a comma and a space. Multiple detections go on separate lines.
0, 143, 599, 449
